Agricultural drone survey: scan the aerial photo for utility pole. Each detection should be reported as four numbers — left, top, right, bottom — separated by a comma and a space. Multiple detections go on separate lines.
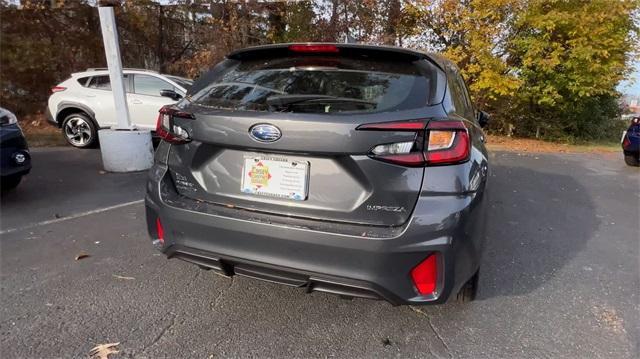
98, 3, 132, 130
97, 0, 153, 172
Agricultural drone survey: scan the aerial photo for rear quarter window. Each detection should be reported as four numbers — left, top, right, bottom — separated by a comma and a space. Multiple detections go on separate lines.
447, 69, 474, 120
77, 76, 91, 87
190, 57, 438, 114
86, 75, 131, 92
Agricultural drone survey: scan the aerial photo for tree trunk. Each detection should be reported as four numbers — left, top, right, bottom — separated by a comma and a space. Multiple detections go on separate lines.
328, 0, 341, 42
383, 0, 401, 45
158, 4, 165, 73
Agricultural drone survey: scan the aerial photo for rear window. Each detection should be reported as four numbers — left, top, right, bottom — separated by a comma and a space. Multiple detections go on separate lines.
190, 57, 435, 114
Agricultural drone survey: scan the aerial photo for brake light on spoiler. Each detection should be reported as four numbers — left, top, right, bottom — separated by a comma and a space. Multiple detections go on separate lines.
288, 44, 340, 53
357, 120, 471, 166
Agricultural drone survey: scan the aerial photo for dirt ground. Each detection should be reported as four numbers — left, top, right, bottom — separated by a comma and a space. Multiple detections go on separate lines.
485, 134, 619, 153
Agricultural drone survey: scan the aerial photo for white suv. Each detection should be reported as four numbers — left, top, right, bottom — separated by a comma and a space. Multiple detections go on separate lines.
46, 68, 192, 148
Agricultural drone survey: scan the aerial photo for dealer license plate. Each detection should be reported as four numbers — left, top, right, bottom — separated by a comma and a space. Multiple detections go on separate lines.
241, 156, 309, 201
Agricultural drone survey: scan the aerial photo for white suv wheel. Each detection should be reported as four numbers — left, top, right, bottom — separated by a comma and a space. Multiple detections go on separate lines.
62, 114, 97, 148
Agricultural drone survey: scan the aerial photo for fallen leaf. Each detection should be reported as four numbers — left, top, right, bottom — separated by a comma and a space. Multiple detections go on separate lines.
75, 252, 90, 261
113, 274, 135, 280
593, 306, 626, 334
89, 342, 120, 359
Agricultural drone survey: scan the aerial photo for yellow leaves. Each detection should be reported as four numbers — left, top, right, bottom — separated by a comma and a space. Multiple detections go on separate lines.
427, 0, 523, 103
472, 66, 522, 100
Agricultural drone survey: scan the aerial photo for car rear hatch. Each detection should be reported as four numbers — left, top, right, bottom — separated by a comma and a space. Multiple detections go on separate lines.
163, 44, 446, 226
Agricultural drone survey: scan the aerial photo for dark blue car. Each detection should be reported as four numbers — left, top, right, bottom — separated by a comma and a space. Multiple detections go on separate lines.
622, 116, 640, 167
1, 107, 31, 191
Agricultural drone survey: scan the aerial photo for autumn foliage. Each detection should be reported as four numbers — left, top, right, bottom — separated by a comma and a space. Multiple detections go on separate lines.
1, 0, 638, 141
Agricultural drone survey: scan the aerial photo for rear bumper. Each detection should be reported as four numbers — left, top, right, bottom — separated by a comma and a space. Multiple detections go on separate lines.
166, 244, 402, 303
622, 132, 640, 154
45, 107, 57, 126
145, 163, 487, 305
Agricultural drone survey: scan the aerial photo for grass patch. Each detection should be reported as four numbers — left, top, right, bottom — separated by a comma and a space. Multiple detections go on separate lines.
23, 127, 68, 147
19, 113, 68, 147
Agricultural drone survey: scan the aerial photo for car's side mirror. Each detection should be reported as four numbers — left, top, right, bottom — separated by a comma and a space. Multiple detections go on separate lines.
477, 110, 490, 128
160, 89, 182, 101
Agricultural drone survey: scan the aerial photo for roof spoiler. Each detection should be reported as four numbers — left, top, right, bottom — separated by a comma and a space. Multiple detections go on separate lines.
226, 43, 439, 66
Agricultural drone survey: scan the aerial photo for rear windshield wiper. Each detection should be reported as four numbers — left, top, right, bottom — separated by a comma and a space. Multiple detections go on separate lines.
266, 94, 376, 108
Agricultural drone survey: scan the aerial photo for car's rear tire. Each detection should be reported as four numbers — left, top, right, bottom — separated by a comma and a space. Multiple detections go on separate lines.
456, 269, 479, 303
62, 113, 98, 148
624, 154, 639, 167
1, 175, 22, 192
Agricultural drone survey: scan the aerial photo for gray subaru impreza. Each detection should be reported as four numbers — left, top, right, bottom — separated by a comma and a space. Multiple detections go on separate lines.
145, 43, 490, 305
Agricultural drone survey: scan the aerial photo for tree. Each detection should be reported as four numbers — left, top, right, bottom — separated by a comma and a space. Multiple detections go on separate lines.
403, 0, 523, 109
510, 0, 639, 139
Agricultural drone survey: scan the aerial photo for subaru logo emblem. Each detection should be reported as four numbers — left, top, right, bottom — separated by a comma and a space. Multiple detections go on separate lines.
249, 124, 281, 143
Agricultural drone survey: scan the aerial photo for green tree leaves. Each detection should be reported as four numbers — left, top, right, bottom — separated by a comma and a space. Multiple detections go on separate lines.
508, 0, 639, 139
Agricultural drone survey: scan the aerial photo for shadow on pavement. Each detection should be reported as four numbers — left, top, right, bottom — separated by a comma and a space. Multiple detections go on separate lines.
477, 161, 598, 299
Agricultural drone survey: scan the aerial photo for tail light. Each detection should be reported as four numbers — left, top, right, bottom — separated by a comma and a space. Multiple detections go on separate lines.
51, 86, 66, 93
411, 253, 439, 296
425, 121, 470, 165
156, 106, 194, 144
357, 119, 471, 166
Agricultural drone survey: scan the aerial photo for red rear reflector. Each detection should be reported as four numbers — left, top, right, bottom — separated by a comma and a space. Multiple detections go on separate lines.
357, 121, 425, 131
51, 86, 66, 93
156, 217, 164, 244
288, 44, 339, 53
411, 254, 438, 296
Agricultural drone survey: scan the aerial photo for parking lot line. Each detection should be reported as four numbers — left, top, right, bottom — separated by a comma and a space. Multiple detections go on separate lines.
0, 199, 144, 235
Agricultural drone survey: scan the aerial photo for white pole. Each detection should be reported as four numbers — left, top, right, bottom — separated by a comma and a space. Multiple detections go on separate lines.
96, 3, 153, 173
98, 5, 133, 130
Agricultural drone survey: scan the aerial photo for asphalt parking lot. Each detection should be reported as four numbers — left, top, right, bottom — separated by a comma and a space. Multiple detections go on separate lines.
1, 147, 638, 358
